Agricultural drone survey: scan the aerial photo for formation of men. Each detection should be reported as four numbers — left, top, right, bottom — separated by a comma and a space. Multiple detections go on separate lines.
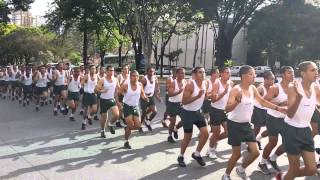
1, 62, 320, 180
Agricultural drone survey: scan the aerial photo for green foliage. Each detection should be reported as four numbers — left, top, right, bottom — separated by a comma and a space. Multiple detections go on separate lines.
68, 52, 81, 65
224, 59, 235, 67
247, 2, 320, 66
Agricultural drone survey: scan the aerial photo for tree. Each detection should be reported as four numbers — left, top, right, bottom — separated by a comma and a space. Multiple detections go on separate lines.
247, 1, 320, 67
189, 0, 269, 66
0, 0, 34, 24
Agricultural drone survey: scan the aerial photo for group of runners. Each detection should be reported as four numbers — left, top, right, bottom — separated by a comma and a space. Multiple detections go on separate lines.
0, 61, 320, 180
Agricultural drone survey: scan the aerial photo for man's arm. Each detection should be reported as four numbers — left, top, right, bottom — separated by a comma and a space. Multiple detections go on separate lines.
182, 82, 204, 105
286, 83, 303, 118
225, 88, 241, 113
211, 81, 228, 103
253, 86, 286, 114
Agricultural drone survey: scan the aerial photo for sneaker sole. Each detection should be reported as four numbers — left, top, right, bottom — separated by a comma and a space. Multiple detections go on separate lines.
258, 165, 271, 175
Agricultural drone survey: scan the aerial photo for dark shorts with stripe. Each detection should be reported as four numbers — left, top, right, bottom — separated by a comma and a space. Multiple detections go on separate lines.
282, 123, 314, 155
209, 106, 227, 126
180, 109, 207, 133
251, 106, 267, 127
227, 120, 256, 146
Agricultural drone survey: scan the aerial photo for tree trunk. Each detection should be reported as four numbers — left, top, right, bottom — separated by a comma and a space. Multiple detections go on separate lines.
215, 32, 233, 67
83, 29, 89, 65
118, 43, 123, 67
193, 27, 201, 68
160, 47, 165, 78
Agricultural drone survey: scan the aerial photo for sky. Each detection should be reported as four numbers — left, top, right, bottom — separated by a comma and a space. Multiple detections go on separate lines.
30, 0, 53, 16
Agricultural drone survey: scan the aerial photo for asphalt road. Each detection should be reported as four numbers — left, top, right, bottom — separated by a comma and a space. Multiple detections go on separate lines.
0, 90, 319, 180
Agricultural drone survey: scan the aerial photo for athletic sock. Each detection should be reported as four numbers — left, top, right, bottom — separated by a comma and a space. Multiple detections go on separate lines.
194, 151, 200, 157
237, 165, 245, 173
256, 134, 262, 141
270, 153, 278, 161
260, 158, 267, 164
82, 119, 87, 124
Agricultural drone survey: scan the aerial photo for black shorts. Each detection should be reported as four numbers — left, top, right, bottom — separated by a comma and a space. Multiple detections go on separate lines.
23, 85, 33, 94
53, 85, 67, 95
67, 91, 80, 101
282, 123, 314, 155
100, 98, 116, 114
251, 107, 267, 127
311, 108, 320, 124
201, 100, 211, 114
35, 86, 47, 95
123, 103, 140, 118
80, 88, 84, 95
0, 80, 4, 87
266, 114, 284, 137
118, 95, 124, 102
209, 106, 227, 126
227, 120, 256, 146
180, 109, 207, 133
140, 97, 155, 111
82, 92, 97, 107
167, 101, 182, 117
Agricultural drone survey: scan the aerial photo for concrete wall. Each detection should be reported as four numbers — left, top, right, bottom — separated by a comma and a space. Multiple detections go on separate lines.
158, 23, 248, 69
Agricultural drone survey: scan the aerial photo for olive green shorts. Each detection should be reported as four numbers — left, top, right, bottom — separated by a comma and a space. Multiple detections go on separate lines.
123, 103, 140, 118
68, 91, 80, 101
100, 98, 116, 113
82, 92, 97, 107
282, 123, 314, 155
140, 96, 155, 111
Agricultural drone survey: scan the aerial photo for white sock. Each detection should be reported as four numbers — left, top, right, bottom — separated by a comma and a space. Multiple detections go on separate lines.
209, 146, 216, 152
237, 165, 245, 173
82, 119, 86, 124
260, 158, 267, 164
256, 134, 262, 141
194, 151, 201, 157
223, 173, 230, 177
61, 107, 65, 111
270, 153, 278, 161
54, 107, 57, 111
70, 113, 74, 117
178, 154, 184, 158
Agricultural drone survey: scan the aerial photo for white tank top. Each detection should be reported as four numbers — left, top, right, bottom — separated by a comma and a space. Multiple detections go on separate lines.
254, 85, 267, 110
169, 79, 186, 103
207, 79, 214, 93
123, 82, 142, 106
5, 72, 10, 81
36, 72, 48, 87
100, 77, 117, 99
285, 82, 317, 128
144, 75, 156, 97
228, 85, 254, 123
183, 80, 206, 111
0, 72, 4, 80
10, 70, 18, 81
267, 83, 287, 118
23, 73, 33, 86
68, 76, 81, 92
55, 70, 66, 86
118, 74, 129, 85
211, 79, 231, 110
84, 74, 97, 94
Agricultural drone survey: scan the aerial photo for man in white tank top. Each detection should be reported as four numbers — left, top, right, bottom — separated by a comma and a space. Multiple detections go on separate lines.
66, 67, 83, 121
81, 65, 98, 129
207, 67, 233, 159
259, 66, 294, 174
201, 68, 219, 120
95, 66, 121, 137
119, 70, 148, 149
0, 67, 5, 98
276, 61, 318, 180
140, 67, 161, 132
94, 66, 106, 121
21, 67, 33, 106
222, 65, 285, 180
34, 65, 49, 111
251, 71, 275, 151
162, 68, 177, 128
52, 62, 68, 116
177, 67, 208, 167
167, 67, 186, 143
